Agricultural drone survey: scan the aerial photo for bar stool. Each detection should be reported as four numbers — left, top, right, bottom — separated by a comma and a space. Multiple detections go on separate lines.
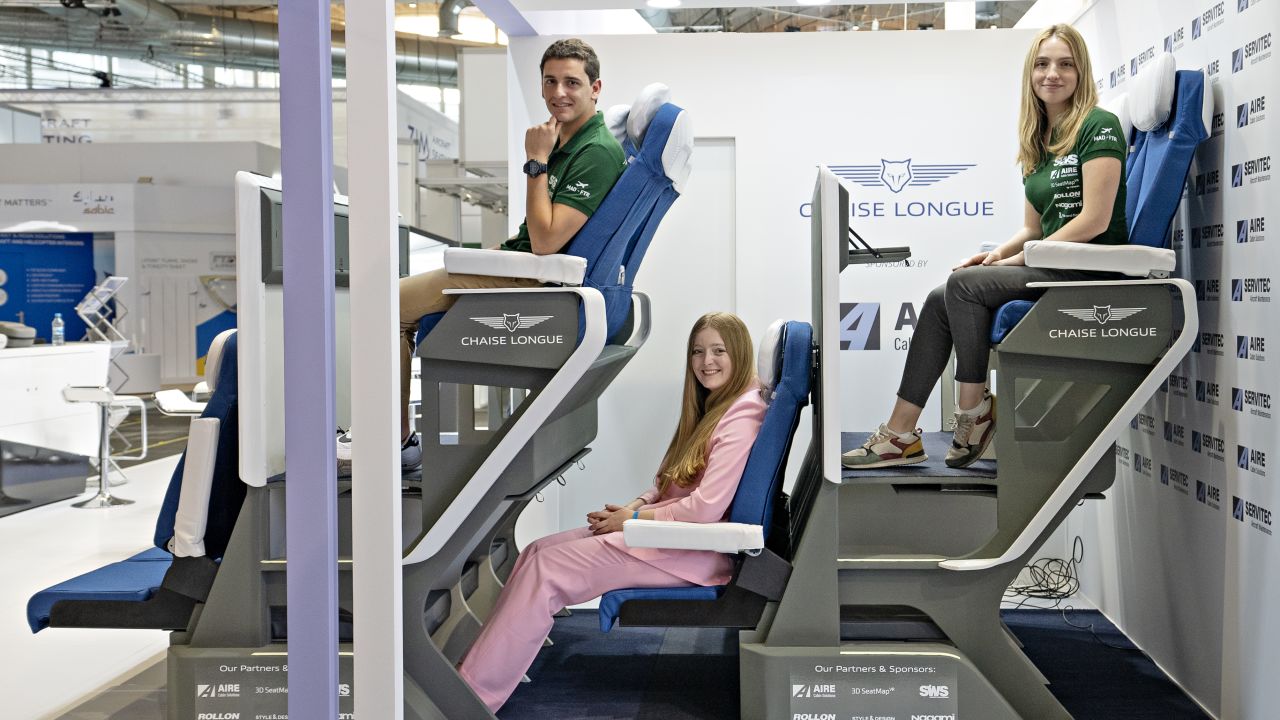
61, 386, 148, 508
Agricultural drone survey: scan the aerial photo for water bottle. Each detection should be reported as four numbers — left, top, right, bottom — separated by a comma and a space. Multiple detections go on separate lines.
51, 313, 65, 346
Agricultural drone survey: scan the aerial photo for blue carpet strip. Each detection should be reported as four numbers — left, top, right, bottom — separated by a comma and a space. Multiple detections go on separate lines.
499, 610, 1207, 719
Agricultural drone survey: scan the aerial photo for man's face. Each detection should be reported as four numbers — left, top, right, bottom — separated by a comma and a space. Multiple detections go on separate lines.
541, 57, 600, 126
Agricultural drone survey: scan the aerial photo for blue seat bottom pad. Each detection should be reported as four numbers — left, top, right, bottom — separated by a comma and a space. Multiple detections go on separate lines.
598, 585, 723, 633
991, 300, 1035, 344
26, 548, 172, 632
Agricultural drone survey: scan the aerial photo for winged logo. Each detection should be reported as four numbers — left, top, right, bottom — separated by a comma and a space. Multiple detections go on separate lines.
471, 313, 552, 332
830, 159, 976, 194
1058, 306, 1146, 325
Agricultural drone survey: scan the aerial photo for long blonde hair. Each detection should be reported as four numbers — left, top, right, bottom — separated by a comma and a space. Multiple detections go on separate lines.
655, 312, 757, 494
1017, 24, 1099, 177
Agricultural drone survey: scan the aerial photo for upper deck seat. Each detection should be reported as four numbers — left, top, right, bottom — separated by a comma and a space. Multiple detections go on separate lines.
598, 320, 813, 632
990, 53, 1209, 344
415, 83, 692, 346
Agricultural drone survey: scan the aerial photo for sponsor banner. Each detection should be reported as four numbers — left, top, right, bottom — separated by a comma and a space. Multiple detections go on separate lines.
1196, 478, 1224, 508
1231, 155, 1272, 187
789, 659, 958, 719
1162, 463, 1192, 494
1193, 428, 1228, 462
1231, 385, 1273, 419
1236, 94, 1267, 128
1236, 334, 1267, 361
1237, 215, 1267, 244
1237, 443, 1269, 477
1233, 495, 1274, 536
1232, 32, 1273, 73
1192, 2, 1228, 40
0, 183, 135, 231
186, 656, 355, 719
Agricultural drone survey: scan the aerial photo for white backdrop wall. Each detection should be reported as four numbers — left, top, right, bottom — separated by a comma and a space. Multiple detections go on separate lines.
1070, 2, 1278, 717
505, 30, 1034, 552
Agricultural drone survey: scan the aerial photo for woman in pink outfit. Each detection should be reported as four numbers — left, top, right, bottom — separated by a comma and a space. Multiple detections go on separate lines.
458, 312, 768, 712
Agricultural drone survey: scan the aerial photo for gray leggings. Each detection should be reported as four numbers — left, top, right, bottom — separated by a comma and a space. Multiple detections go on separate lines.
896, 265, 1116, 408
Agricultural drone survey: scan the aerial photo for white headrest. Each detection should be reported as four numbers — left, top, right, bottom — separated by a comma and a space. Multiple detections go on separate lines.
1129, 52, 1177, 132
661, 109, 694, 194
604, 104, 630, 149
757, 319, 786, 402
1099, 92, 1132, 144
625, 83, 670, 149
204, 329, 234, 394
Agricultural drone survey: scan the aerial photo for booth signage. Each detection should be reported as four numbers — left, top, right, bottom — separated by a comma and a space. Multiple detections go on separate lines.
0, 232, 94, 339
186, 656, 356, 719
788, 659, 959, 719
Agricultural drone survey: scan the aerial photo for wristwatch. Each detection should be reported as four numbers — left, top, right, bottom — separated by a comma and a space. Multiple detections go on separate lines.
522, 158, 548, 178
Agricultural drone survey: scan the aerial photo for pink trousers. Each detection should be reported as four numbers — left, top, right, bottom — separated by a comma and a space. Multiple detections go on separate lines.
458, 526, 694, 712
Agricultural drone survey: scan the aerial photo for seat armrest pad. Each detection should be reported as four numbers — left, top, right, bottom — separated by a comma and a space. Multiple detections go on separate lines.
1024, 240, 1175, 277
623, 519, 763, 554
63, 386, 113, 404
443, 248, 585, 286
154, 389, 206, 416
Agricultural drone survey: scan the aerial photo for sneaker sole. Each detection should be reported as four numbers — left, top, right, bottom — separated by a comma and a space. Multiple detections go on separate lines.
842, 454, 928, 470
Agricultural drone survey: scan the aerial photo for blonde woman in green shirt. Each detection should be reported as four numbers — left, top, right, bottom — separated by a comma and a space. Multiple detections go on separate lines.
844, 24, 1127, 471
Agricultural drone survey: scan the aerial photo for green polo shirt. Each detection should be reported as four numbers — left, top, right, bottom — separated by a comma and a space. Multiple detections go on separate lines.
502, 111, 627, 253
1024, 107, 1129, 245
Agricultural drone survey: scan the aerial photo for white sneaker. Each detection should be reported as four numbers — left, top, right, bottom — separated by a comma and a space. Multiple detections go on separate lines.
335, 428, 423, 476
400, 431, 422, 474
842, 423, 927, 469
336, 428, 354, 478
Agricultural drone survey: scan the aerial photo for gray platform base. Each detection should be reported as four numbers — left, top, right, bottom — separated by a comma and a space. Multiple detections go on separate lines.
739, 641, 1024, 720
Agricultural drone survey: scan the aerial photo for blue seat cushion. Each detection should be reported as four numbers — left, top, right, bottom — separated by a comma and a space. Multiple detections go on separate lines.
598, 585, 723, 632
414, 312, 446, 347
27, 548, 172, 632
991, 300, 1034, 344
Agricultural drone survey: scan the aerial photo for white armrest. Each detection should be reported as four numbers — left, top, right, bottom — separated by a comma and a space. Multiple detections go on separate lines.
155, 389, 207, 416
1024, 240, 1175, 277
623, 519, 764, 554
62, 386, 114, 404
443, 248, 585, 286
171, 418, 220, 557
192, 381, 210, 396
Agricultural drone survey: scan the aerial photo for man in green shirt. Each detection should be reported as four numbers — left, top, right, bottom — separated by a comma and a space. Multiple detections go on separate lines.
339, 38, 627, 475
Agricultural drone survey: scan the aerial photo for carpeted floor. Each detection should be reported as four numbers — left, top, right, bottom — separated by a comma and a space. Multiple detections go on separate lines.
499, 609, 1209, 720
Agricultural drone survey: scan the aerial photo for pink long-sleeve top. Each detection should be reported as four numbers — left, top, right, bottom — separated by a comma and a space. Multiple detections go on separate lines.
607, 386, 767, 586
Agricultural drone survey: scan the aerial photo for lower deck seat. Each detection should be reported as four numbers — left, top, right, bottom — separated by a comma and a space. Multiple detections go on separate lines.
27, 547, 172, 632
599, 320, 812, 634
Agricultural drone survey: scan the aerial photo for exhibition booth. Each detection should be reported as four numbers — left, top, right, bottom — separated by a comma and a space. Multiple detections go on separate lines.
0, 0, 1276, 718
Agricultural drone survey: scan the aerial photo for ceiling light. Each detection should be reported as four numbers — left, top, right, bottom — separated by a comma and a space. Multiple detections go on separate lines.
647, 0, 682, 8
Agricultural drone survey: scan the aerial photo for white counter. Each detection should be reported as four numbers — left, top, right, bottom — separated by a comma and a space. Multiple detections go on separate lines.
0, 342, 111, 457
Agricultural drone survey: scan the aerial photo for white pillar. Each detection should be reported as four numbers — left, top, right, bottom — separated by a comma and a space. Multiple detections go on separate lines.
346, 1, 405, 718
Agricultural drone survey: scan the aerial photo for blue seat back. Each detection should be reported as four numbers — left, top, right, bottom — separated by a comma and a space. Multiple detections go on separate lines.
1125, 69, 1208, 248
565, 103, 685, 340
727, 321, 813, 539
153, 331, 245, 559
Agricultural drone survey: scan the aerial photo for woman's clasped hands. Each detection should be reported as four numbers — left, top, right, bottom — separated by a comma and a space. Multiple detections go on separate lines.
586, 501, 641, 535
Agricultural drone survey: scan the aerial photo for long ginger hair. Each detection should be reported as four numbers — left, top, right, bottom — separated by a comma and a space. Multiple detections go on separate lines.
655, 313, 758, 494
1017, 24, 1099, 177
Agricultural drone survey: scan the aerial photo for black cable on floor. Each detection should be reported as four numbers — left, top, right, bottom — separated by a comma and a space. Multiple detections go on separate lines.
1003, 535, 1138, 651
